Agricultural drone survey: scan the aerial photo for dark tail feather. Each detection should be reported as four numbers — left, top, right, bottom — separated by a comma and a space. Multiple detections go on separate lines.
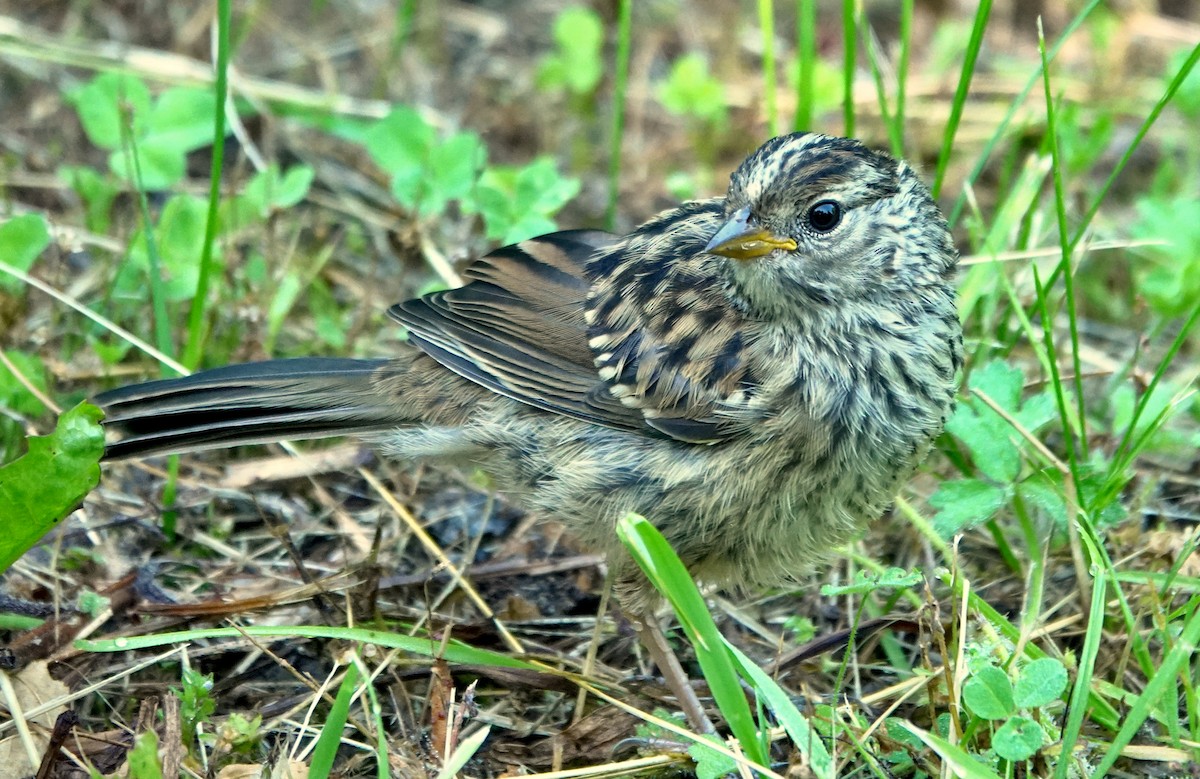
95, 358, 398, 460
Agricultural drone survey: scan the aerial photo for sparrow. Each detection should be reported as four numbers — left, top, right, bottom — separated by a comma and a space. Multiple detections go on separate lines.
95, 132, 962, 730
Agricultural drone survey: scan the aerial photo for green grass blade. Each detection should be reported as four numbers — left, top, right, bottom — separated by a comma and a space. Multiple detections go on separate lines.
77, 624, 547, 671
727, 642, 835, 778
349, 654, 391, 779
433, 725, 491, 779
894, 0, 912, 147
181, 0, 230, 371
931, 0, 993, 198
758, 0, 778, 136
310, 662, 359, 779
946, 0, 1100, 225
899, 722, 1004, 779
1053, 564, 1107, 779
841, 0, 856, 136
1091, 595, 1200, 775
861, 21, 899, 155
605, 0, 632, 230
617, 513, 768, 765
1055, 42, 1200, 283
794, 0, 816, 131
1038, 20, 1088, 459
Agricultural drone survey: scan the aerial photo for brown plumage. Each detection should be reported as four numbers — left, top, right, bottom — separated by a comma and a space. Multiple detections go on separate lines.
96, 132, 962, 729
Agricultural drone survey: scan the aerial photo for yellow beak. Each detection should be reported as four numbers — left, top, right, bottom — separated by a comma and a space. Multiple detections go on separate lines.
704, 207, 797, 260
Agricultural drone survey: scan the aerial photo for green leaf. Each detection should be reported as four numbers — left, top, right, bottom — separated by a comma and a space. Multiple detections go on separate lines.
1131, 195, 1200, 318
514, 156, 580, 214
364, 106, 434, 172
962, 665, 1015, 720
421, 131, 484, 215
127, 730, 164, 779
0, 403, 105, 572
77, 590, 111, 617
476, 158, 578, 243
929, 478, 1009, 538
433, 724, 492, 779
224, 164, 315, 227
108, 134, 188, 190
726, 642, 835, 777
67, 72, 152, 150
0, 351, 49, 416
502, 214, 558, 245
897, 722, 1004, 779
537, 6, 604, 95
310, 663, 358, 779
273, 165, 315, 209
1016, 470, 1068, 527
60, 165, 119, 233
123, 194, 213, 302
947, 362, 1020, 482
145, 87, 221, 152
821, 566, 922, 597
992, 715, 1045, 761
0, 214, 51, 292
266, 272, 304, 349
658, 54, 727, 124
689, 734, 739, 779
617, 513, 768, 765
1013, 658, 1068, 709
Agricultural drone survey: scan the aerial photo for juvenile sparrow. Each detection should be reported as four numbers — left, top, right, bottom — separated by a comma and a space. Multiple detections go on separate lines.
96, 132, 962, 729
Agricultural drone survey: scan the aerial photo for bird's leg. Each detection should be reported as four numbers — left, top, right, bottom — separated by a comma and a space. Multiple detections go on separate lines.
632, 611, 716, 734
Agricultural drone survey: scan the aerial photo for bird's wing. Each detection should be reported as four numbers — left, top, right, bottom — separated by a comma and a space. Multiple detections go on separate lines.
389, 230, 648, 433
393, 206, 764, 445
583, 201, 765, 444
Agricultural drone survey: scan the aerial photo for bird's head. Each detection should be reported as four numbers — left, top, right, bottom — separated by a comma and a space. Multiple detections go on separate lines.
707, 132, 957, 316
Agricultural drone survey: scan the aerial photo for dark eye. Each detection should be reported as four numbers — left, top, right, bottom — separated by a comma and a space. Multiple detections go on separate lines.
807, 201, 841, 233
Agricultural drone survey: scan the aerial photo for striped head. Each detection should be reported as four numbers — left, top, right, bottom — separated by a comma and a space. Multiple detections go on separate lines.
706, 132, 957, 315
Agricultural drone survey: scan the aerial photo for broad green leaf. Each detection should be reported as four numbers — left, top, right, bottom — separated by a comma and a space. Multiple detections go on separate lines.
515, 157, 580, 213
993, 715, 1045, 761
0, 214, 51, 292
145, 87, 221, 151
60, 165, 119, 233
364, 106, 434, 167
422, 131, 484, 215
930, 478, 1009, 538
947, 363, 1020, 482
1013, 658, 1068, 709
126, 731, 164, 779
537, 6, 604, 95
658, 54, 727, 124
121, 195, 212, 302
67, 72, 152, 150
0, 351, 49, 416
273, 165, 315, 209
0, 403, 105, 572
962, 665, 1015, 720
108, 134, 188, 190
689, 734, 738, 779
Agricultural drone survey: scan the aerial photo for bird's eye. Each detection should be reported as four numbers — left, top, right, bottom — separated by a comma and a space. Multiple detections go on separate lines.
807, 201, 841, 233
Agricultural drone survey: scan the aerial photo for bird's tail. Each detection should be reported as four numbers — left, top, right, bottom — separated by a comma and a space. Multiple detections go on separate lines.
95, 358, 399, 460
